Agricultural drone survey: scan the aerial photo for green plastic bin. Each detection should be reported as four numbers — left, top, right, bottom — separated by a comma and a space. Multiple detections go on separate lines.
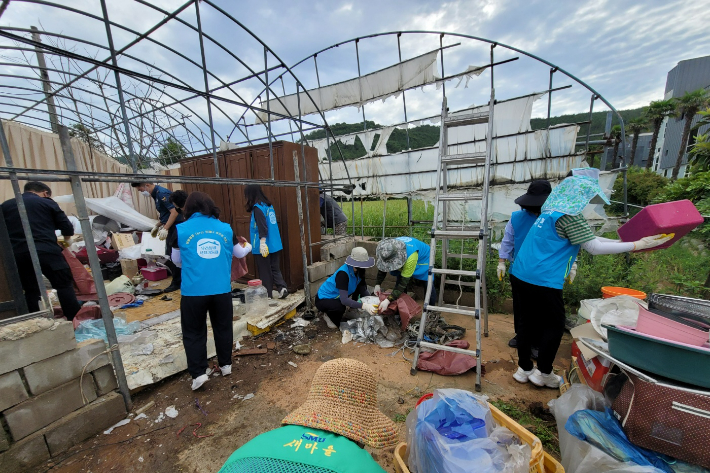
605, 324, 710, 388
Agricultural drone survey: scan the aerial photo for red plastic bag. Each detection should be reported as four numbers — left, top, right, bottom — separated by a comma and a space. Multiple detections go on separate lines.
231, 236, 249, 281
75, 246, 119, 264
62, 248, 96, 297
378, 293, 422, 330
417, 340, 478, 376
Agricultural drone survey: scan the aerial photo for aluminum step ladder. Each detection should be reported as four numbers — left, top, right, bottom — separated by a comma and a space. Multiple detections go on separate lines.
410, 90, 495, 392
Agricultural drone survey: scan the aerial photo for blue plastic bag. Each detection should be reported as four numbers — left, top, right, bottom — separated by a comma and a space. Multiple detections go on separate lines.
566, 408, 674, 473
75, 318, 140, 343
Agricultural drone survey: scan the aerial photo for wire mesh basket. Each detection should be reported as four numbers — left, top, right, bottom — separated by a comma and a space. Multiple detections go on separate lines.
647, 294, 710, 324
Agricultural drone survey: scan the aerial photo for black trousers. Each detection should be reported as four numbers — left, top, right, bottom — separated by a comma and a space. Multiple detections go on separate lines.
163, 233, 181, 286
180, 292, 233, 378
314, 283, 369, 327
510, 274, 522, 335
16, 251, 81, 320
254, 250, 287, 296
515, 277, 565, 374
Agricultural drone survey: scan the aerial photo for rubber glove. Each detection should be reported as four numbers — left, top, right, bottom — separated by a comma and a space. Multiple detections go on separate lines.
567, 262, 577, 284
361, 303, 377, 316
150, 224, 160, 238
59, 235, 74, 248
496, 261, 507, 281
378, 298, 391, 313
157, 228, 169, 240
633, 233, 674, 251
259, 238, 269, 257
373, 285, 381, 296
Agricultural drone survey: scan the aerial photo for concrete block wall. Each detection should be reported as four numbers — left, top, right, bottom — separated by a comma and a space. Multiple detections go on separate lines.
0, 319, 127, 471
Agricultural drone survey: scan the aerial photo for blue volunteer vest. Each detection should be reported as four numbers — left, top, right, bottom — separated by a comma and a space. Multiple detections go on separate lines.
511, 210, 579, 290
250, 202, 283, 254
318, 264, 361, 300
177, 212, 233, 296
393, 237, 430, 281
509, 209, 538, 270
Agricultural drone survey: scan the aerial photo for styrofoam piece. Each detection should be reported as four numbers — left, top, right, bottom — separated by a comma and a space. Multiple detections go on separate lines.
54, 195, 158, 231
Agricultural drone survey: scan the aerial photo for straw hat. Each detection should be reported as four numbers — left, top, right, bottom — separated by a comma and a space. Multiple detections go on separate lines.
375, 238, 407, 273
282, 358, 398, 448
345, 247, 375, 268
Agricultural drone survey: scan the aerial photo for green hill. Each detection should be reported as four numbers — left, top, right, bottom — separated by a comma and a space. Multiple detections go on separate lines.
306, 107, 649, 160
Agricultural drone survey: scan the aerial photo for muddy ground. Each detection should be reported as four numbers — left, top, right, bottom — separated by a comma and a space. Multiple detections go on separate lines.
33, 311, 572, 473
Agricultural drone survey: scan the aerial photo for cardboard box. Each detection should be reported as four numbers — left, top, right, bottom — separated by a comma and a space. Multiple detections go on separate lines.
120, 259, 138, 278
111, 233, 136, 250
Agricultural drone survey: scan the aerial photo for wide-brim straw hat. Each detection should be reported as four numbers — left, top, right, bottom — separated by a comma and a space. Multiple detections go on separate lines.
345, 247, 375, 268
375, 238, 407, 273
282, 358, 399, 448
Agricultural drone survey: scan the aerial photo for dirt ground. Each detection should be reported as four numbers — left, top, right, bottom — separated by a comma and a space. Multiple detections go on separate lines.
33, 310, 572, 473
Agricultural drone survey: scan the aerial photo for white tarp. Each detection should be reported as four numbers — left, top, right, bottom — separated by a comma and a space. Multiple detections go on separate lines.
53, 195, 158, 231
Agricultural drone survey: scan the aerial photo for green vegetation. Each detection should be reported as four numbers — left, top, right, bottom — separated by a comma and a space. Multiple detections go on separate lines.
490, 400, 559, 456
530, 107, 648, 135
158, 137, 188, 166
609, 167, 669, 216
672, 89, 710, 179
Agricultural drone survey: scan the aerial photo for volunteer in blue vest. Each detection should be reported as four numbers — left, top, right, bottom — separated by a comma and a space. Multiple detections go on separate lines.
131, 181, 182, 292
511, 168, 673, 388
374, 236, 433, 314
244, 184, 288, 299
170, 192, 242, 391
218, 358, 396, 472
497, 179, 552, 351
315, 247, 378, 328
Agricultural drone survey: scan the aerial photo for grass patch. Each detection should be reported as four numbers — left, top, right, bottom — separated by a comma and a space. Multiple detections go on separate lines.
490, 400, 560, 456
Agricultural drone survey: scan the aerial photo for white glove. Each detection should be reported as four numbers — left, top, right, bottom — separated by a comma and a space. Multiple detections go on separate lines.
259, 238, 269, 257
150, 224, 160, 238
567, 262, 577, 284
496, 261, 506, 281
633, 233, 674, 251
157, 228, 169, 240
60, 235, 74, 248
373, 285, 381, 296
361, 303, 377, 316
378, 298, 391, 313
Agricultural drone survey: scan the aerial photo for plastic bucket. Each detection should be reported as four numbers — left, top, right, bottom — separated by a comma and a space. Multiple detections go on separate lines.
601, 286, 646, 300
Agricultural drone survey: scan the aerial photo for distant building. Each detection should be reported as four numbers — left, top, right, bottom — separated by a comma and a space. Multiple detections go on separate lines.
656, 56, 710, 178
602, 133, 653, 168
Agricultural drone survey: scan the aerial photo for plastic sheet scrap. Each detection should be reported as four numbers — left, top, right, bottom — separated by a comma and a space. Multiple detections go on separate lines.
588, 296, 643, 340
339, 314, 404, 348
406, 389, 530, 473
75, 317, 140, 343
417, 340, 478, 376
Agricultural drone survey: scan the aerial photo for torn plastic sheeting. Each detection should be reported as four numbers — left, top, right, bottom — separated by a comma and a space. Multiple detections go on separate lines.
416, 340, 478, 376
53, 195, 158, 231
339, 314, 403, 348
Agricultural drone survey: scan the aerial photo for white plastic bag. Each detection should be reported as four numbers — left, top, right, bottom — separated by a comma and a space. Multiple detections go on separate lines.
119, 244, 142, 260
588, 296, 645, 340
105, 275, 135, 296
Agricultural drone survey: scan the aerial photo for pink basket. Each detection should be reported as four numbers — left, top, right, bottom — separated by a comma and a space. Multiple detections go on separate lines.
617, 200, 703, 251
635, 304, 709, 347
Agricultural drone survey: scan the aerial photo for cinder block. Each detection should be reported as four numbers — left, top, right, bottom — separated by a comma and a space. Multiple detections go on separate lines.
319, 246, 330, 261
23, 339, 109, 396
0, 371, 29, 411
0, 431, 49, 471
91, 365, 118, 396
325, 256, 347, 276
327, 242, 350, 260
355, 240, 378, 255
345, 239, 356, 253
43, 392, 126, 456
0, 320, 76, 376
4, 376, 97, 441
307, 261, 328, 283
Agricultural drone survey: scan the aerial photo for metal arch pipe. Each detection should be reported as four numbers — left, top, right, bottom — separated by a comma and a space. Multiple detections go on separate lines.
193, 0, 219, 177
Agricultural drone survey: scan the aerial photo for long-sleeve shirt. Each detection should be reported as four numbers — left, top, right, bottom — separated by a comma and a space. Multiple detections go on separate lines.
320, 194, 347, 228
1, 192, 74, 256
335, 271, 369, 308
498, 220, 515, 261
253, 207, 268, 238
375, 252, 419, 301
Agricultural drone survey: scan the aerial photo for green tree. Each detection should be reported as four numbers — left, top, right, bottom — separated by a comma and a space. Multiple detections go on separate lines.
626, 117, 647, 166
673, 89, 710, 179
644, 99, 676, 170
157, 137, 187, 166
688, 109, 710, 172
69, 123, 103, 152
609, 125, 622, 168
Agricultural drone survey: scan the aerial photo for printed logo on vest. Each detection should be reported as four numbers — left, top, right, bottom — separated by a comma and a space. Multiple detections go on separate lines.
196, 238, 221, 259
269, 210, 277, 225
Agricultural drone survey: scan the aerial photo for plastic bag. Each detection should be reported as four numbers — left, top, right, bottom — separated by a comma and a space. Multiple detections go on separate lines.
589, 296, 644, 340
417, 340, 477, 375
105, 275, 135, 296
339, 314, 403, 348
118, 244, 142, 260
62, 248, 96, 296
406, 389, 529, 473
75, 317, 140, 343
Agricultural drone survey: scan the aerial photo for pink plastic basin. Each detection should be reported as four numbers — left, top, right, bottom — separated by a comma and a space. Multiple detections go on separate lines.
635, 304, 708, 347
617, 199, 703, 251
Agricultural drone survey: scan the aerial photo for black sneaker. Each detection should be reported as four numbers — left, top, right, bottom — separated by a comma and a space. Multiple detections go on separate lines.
279, 288, 289, 299
508, 335, 518, 348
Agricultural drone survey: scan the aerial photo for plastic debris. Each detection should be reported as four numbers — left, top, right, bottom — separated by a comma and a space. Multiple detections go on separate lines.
135, 413, 148, 420
104, 418, 130, 434
341, 330, 353, 344
165, 406, 178, 418
134, 343, 154, 356
75, 317, 140, 343
290, 317, 310, 328
155, 412, 165, 423
159, 354, 175, 365
138, 456, 144, 463
234, 340, 242, 350
288, 361, 298, 368
243, 393, 254, 401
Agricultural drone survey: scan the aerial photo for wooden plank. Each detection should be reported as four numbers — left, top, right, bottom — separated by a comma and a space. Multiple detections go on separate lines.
234, 348, 268, 356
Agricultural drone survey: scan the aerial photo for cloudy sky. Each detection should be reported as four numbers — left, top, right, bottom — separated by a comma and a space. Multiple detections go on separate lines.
1, 0, 708, 152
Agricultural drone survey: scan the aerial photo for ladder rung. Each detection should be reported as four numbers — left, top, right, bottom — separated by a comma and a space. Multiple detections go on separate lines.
438, 192, 482, 201
426, 304, 479, 317
431, 268, 479, 278
420, 341, 478, 356
443, 225, 481, 233
444, 279, 477, 287
441, 152, 486, 165
433, 230, 481, 238
444, 112, 489, 127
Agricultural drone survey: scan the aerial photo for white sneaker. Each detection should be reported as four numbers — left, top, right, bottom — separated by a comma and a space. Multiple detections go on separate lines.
191, 374, 209, 391
322, 314, 337, 329
220, 364, 232, 376
528, 369, 562, 388
512, 367, 535, 384
279, 288, 289, 299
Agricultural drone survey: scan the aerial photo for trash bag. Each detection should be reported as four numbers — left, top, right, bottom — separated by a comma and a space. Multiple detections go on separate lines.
377, 292, 422, 329
75, 317, 140, 343
75, 246, 119, 264
417, 340, 477, 375
62, 248, 96, 296
566, 409, 674, 473
105, 275, 135, 296
406, 389, 529, 473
